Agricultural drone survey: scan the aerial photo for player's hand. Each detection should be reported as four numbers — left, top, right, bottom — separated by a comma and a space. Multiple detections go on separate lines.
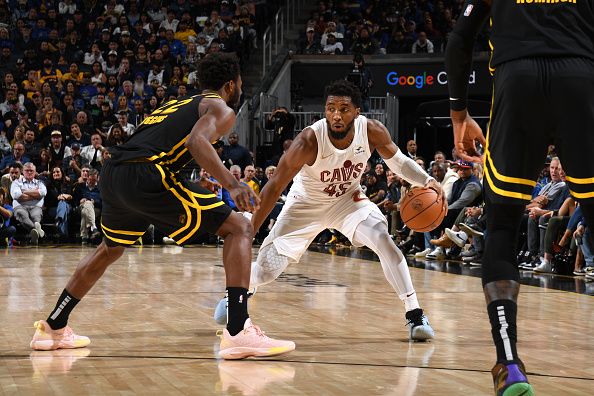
229, 184, 260, 212
199, 177, 220, 193
451, 109, 486, 164
424, 178, 447, 214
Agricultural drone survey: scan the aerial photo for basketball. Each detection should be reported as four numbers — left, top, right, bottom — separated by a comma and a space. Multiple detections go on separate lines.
400, 188, 447, 232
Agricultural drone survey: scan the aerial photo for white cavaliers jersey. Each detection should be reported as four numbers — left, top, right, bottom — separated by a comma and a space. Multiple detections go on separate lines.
290, 115, 371, 202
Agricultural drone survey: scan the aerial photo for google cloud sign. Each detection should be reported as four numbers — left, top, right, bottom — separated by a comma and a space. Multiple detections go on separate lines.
386, 70, 477, 89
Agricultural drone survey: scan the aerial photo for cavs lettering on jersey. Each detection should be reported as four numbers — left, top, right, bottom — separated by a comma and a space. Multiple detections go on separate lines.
488, 0, 594, 68
108, 93, 222, 173
290, 116, 371, 202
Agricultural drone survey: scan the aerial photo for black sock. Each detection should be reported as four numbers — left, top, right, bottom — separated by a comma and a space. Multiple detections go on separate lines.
226, 287, 249, 336
46, 289, 80, 330
487, 299, 519, 364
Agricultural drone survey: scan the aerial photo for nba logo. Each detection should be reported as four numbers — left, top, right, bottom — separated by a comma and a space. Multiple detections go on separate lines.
464, 4, 473, 16
239, 295, 243, 303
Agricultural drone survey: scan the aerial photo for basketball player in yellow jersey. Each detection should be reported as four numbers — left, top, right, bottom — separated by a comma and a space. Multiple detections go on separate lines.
446, 0, 594, 395
30, 53, 295, 360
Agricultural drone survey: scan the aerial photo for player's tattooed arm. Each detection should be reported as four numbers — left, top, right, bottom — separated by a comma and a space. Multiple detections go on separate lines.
251, 127, 318, 231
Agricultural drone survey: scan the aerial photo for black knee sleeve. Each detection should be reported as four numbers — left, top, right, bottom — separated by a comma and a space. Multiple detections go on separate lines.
482, 201, 525, 286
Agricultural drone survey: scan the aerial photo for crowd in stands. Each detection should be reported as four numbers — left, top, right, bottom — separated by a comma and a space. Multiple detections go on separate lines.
0, 1, 590, 284
0, 0, 277, 246
298, 0, 489, 55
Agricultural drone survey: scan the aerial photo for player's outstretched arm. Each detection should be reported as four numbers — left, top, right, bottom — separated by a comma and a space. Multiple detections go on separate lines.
251, 128, 318, 231
368, 119, 445, 206
445, 0, 490, 163
185, 100, 259, 212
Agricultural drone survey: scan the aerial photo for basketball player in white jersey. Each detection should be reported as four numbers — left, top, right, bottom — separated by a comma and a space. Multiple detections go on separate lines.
216, 80, 445, 340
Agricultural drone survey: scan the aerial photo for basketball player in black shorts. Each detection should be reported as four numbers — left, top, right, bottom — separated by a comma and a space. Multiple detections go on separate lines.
30, 53, 295, 359
446, 1, 594, 395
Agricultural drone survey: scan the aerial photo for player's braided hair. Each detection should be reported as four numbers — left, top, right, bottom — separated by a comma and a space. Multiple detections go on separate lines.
197, 53, 240, 91
324, 79, 362, 108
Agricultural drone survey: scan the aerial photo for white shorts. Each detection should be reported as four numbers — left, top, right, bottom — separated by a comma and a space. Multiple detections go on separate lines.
261, 190, 387, 262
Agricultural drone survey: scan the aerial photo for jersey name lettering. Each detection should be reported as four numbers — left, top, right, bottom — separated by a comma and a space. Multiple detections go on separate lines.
319, 162, 364, 183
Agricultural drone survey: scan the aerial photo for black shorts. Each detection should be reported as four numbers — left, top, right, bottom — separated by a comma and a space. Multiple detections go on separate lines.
99, 161, 232, 246
485, 57, 594, 204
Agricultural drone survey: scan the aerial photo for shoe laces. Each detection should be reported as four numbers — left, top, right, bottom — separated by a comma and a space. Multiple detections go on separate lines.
405, 309, 425, 327
61, 326, 73, 339
245, 323, 269, 339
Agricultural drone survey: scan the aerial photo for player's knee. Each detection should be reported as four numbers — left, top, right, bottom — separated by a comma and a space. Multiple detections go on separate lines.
98, 240, 125, 262
236, 215, 254, 238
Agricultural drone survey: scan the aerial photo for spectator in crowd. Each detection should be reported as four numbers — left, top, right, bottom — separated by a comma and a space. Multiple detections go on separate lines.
299, 27, 321, 55
44, 166, 73, 239
48, 130, 72, 170
160, 9, 179, 33
105, 124, 127, 147
0, 187, 15, 246
62, 143, 87, 181
380, 169, 402, 235
95, 101, 117, 129
386, 30, 412, 54
519, 157, 569, 269
35, 148, 52, 178
0, 131, 10, 157
74, 167, 101, 243
242, 164, 260, 195
427, 160, 482, 259
374, 162, 387, 184
432, 161, 459, 201
351, 26, 378, 55
0, 142, 29, 174
23, 128, 41, 158
364, 171, 387, 204
1, 163, 23, 202
320, 21, 344, 46
223, 132, 252, 171
265, 107, 295, 156
109, 110, 135, 137
412, 31, 434, 54
66, 122, 91, 148
322, 33, 344, 55
221, 164, 249, 211
405, 139, 417, 159
80, 131, 104, 171
10, 162, 47, 244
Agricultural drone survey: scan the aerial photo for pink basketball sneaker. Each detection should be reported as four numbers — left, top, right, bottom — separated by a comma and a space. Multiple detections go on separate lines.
30, 320, 91, 351
219, 319, 295, 360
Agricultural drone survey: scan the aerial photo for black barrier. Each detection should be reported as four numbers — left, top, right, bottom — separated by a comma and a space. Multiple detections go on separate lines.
292, 57, 492, 98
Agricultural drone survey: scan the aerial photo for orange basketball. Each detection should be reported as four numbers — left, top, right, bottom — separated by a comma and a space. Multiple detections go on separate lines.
400, 188, 447, 232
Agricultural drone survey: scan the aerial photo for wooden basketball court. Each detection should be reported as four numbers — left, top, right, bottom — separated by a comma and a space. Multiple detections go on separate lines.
1, 245, 593, 395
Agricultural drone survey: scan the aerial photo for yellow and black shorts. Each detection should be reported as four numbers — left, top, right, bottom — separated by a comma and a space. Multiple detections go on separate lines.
99, 160, 232, 246
484, 56, 594, 204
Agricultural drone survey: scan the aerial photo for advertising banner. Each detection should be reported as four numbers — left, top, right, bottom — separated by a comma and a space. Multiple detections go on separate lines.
292, 58, 492, 97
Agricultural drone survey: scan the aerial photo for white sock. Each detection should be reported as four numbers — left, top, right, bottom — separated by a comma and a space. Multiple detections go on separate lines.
400, 291, 421, 312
